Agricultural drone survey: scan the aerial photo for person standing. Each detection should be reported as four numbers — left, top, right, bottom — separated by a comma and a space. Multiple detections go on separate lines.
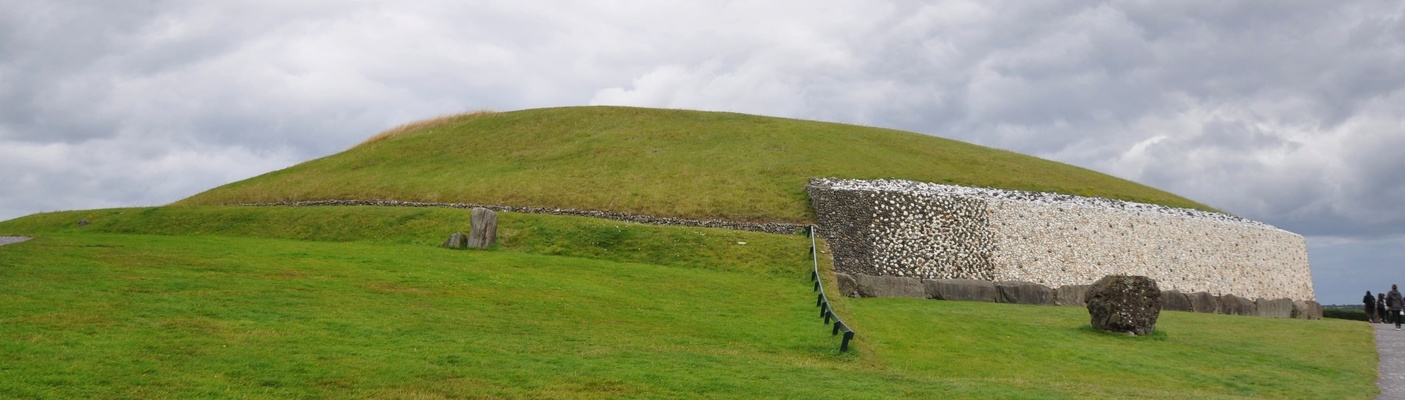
1367, 291, 1378, 323
1381, 293, 1389, 324
1390, 285, 1404, 330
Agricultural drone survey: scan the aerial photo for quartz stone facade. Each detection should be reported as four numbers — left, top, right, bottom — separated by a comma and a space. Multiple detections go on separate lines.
808, 178, 1315, 302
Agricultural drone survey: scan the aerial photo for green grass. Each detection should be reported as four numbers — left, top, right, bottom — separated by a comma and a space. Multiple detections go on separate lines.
0, 207, 1378, 399
176, 106, 1216, 222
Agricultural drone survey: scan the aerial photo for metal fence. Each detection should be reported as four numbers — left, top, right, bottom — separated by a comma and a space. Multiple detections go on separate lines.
808, 225, 855, 352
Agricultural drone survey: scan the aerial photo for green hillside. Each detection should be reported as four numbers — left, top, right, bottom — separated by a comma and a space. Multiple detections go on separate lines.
0, 107, 1374, 398
0, 209, 1377, 398
177, 106, 1216, 222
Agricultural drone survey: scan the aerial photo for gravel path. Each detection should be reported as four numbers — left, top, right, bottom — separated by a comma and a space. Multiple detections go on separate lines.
1378, 322, 1405, 399
0, 236, 30, 247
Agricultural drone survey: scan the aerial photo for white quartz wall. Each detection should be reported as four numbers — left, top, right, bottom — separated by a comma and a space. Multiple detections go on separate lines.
808, 178, 1316, 302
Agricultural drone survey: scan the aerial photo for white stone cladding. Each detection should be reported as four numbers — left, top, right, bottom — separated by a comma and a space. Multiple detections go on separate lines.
808, 178, 1315, 302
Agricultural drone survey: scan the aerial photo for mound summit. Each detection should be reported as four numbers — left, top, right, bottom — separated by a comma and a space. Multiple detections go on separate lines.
178, 106, 1212, 222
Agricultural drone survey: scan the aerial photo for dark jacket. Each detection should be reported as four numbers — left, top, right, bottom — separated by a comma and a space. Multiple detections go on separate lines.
1367, 293, 1378, 306
1389, 290, 1404, 311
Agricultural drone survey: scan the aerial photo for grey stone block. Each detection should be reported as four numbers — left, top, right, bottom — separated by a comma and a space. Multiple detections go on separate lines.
1218, 294, 1256, 316
925, 279, 999, 302
1255, 298, 1294, 318
853, 274, 926, 298
1055, 284, 1091, 307
995, 281, 1055, 305
1161, 290, 1193, 312
1291, 300, 1322, 320
835, 273, 860, 298
443, 232, 467, 249
1188, 292, 1219, 314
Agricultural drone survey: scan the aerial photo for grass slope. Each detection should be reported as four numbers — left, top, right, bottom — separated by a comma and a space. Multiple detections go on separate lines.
177, 106, 1215, 222
0, 208, 1377, 399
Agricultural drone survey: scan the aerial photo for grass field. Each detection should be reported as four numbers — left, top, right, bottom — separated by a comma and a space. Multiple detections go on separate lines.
0, 207, 1378, 399
176, 106, 1217, 222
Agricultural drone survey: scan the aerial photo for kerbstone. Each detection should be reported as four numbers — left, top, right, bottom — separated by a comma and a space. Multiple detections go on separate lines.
1218, 294, 1257, 316
1188, 292, 1220, 314
925, 279, 998, 302
835, 273, 860, 298
996, 281, 1054, 305
1055, 284, 1091, 307
1161, 290, 1193, 312
853, 274, 925, 298
1256, 298, 1294, 318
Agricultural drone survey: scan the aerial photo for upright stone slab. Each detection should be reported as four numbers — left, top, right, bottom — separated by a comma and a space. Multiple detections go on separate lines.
443, 232, 467, 249
1055, 284, 1091, 307
467, 207, 498, 249
1188, 292, 1220, 314
1255, 298, 1294, 318
853, 274, 926, 298
925, 279, 999, 302
1291, 300, 1321, 320
835, 273, 860, 298
1218, 294, 1257, 316
1161, 290, 1193, 312
1086, 275, 1162, 336
996, 281, 1055, 305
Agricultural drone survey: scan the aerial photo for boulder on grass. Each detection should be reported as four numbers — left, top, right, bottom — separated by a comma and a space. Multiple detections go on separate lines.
1218, 294, 1257, 316
1086, 275, 1162, 336
1161, 290, 1193, 312
1187, 292, 1220, 314
853, 274, 925, 298
925, 279, 998, 302
467, 207, 498, 249
443, 232, 467, 249
1055, 285, 1091, 307
1305, 301, 1323, 320
1255, 298, 1294, 318
996, 281, 1055, 305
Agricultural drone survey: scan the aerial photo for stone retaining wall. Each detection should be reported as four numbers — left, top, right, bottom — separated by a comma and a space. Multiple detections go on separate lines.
236, 200, 808, 235
808, 178, 1315, 302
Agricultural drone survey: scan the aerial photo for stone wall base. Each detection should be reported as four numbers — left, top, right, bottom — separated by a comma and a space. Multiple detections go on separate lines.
838, 273, 1322, 320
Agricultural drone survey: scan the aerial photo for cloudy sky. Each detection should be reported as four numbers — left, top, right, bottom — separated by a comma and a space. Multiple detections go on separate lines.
2, 1, 1402, 304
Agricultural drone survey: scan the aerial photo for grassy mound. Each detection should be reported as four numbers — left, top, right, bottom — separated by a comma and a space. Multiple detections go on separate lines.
177, 106, 1215, 222
0, 209, 1378, 398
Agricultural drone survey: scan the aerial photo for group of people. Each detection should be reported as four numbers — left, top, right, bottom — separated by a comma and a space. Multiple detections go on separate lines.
1365, 285, 1405, 330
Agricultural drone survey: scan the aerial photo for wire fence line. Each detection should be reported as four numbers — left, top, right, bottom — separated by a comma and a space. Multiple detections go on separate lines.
807, 225, 855, 352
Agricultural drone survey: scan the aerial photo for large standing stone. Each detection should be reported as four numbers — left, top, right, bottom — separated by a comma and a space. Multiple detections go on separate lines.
443, 232, 467, 249
1187, 292, 1220, 314
1086, 275, 1162, 336
996, 281, 1055, 305
1055, 284, 1091, 307
1161, 290, 1193, 312
467, 207, 498, 249
1305, 301, 1323, 320
853, 274, 926, 298
1255, 298, 1294, 318
924, 279, 999, 302
1218, 294, 1257, 316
